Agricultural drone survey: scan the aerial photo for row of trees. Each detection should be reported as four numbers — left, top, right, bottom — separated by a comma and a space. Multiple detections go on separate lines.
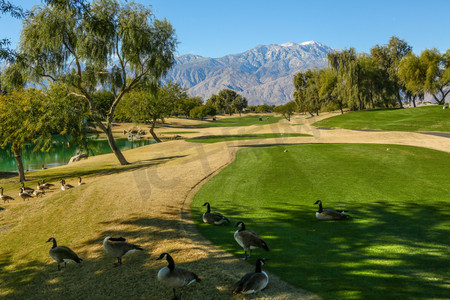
294, 37, 449, 115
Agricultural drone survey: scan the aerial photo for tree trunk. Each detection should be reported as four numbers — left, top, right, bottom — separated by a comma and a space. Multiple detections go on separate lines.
412, 95, 416, 107
12, 144, 25, 182
105, 126, 129, 165
150, 118, 162, 143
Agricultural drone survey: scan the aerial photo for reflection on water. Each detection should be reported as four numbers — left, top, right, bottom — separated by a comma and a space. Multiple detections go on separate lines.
0, 138, 155, 173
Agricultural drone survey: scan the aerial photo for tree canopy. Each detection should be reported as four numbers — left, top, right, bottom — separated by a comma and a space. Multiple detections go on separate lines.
19, 0, 177, 165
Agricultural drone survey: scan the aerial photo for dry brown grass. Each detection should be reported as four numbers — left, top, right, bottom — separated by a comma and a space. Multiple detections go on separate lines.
1, 113, 449, 299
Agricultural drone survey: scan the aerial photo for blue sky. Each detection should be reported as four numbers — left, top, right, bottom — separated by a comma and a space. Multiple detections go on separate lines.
1, 0, 449, 58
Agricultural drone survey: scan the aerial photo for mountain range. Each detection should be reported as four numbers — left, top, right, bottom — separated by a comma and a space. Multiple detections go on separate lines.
164, 41, 336, 106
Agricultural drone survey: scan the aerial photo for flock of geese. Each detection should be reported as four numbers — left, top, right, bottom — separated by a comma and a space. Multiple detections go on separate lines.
1, 178, 350, 299
0, 177, 86, 203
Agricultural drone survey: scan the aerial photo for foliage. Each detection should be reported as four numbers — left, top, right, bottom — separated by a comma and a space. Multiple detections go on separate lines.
274, 101, 296, 121
206, 89, 247, 115
194, 115, 282, 128
19, 0, 177, 164
189, 104, 216, 119
0, 0, 26, 60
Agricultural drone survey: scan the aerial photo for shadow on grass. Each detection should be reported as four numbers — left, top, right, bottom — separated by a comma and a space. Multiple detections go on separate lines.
0, 214, 305, 299
192, 200, 450, 300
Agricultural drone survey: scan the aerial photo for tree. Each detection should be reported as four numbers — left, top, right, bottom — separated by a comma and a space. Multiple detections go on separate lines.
20, 0, 177, 165
0, 84, 88, 181
190, 105, 216, 119
293, 70, 323, 116
420, 49, 450, 105
0, 0, 26, 60
231, 95, 248, 116
274, 101, 296, 121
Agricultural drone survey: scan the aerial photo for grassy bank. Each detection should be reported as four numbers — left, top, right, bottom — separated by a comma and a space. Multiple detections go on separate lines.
195, 115, 283, 127
191, 144, 450, 299
186, 133, 310, 143
313, 106, 450, 132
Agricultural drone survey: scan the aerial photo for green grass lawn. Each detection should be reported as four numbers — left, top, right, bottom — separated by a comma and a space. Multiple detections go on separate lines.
194, 115, 283, 127
191, 144, 450, 299
314, 106, 450, 132
186, 133, 310, 143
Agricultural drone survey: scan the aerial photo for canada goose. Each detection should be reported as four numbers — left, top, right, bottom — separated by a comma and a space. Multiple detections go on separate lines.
103, 236, 143, 266
201, 202, 230, 225
42, 164, 47, 170
156, 252, 201, 300
60, 179, 74, 191
46, 237, 82, 271
20, 182, 34, 193
33, 189, 45, 198
36, 181, 48, 190
0, 187, 14, 203
78, 177, 85, 186
19, 187, 33, 201
314, 200, 350, 220
233, 258, 269, 294
42, 179, 54, 188
234, 222, 269, 260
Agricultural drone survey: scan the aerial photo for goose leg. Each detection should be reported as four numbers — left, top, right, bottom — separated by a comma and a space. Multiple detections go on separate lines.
114, 257, 122, 267
57, 263, 61, 271
248, 249, 252, 258
240, 250, 248, 260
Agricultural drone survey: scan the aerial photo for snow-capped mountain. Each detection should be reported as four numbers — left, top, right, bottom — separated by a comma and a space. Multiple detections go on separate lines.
164, 41, 336, 105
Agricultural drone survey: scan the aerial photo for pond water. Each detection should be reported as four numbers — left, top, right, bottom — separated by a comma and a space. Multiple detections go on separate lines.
0, 137, 155, 173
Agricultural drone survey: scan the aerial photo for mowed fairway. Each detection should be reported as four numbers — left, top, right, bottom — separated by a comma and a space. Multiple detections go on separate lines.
191, 143, 450, 299
314, 106, 450, 132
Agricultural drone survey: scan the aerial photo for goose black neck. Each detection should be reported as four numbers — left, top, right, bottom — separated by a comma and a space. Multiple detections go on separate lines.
255, 260, 263, 273
205, 203, 211, 213
51, 239, 57, 248
166, 255, 175, 271
317, 202, 323, 213
239, 223, 246, 231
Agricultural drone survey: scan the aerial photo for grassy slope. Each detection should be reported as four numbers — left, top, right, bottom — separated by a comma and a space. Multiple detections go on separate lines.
186, 133, 310, 143
313, 106, 450, 132
195, 115, 283, 127
191, 144, 450, 299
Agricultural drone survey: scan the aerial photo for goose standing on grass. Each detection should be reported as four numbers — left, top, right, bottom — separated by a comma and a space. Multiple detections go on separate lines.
103, 236, 143, 266
233, 258, 269, 294
0, 187, 14, 203
201, 202, 230, 225
234, 221, 269, 260
19, 187, 33, 201
42, 179, 54, 188
36, 181, 48, 191
78, 177, 85, 186
156, 252, 201, 300
60, 179, 74, 191
314, 200, 350, 220
33, 189, 45, 198
20, 182, 34, 193
46, 237, 82, 271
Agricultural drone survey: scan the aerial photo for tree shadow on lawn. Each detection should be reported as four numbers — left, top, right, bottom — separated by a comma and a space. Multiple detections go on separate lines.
1, 215, 307, 300
237, 200, 449, 299
194, 200, 450, 299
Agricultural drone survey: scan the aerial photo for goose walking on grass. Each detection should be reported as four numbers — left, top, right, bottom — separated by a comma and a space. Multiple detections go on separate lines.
20, 182, 34, 193
60, 179, 74, 191
42, 179, 54, 188
103, 236, 143, 266
36, 181, 48, 190
78, 177, 85, 186
156, 252, 201, 300
201, 202, 230, 225
33, 189, 45, 198
314, 200, 350, 220
233, 258, 269, 294
234, 221, 269, 260
0, 187, 14, 203
19, 187, 33, 201
46, 237, 82, 271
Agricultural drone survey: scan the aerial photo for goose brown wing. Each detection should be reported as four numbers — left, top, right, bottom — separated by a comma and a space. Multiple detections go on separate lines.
204, 212, 228, 223
240, 272, 268, 293
322, 209, 348, 219
233, 272, 254, 293
52, 246, 82, 262
239, 230, 269, 250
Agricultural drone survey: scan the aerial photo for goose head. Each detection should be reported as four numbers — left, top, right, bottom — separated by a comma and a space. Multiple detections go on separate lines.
314, 200, 322, 205
235, 221, 245, 229
201, 202, 210, 208
46, 237, 56, 243
156, 252, 170, 261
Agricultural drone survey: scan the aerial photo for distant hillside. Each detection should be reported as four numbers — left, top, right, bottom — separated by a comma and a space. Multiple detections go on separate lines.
164, 41, 336, 106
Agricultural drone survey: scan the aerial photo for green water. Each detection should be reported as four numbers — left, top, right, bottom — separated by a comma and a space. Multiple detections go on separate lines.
0, 138, 155, 173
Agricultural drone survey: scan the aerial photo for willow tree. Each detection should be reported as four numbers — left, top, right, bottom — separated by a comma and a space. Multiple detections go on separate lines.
0, 0, 26, 59
20, 0, 177, 165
